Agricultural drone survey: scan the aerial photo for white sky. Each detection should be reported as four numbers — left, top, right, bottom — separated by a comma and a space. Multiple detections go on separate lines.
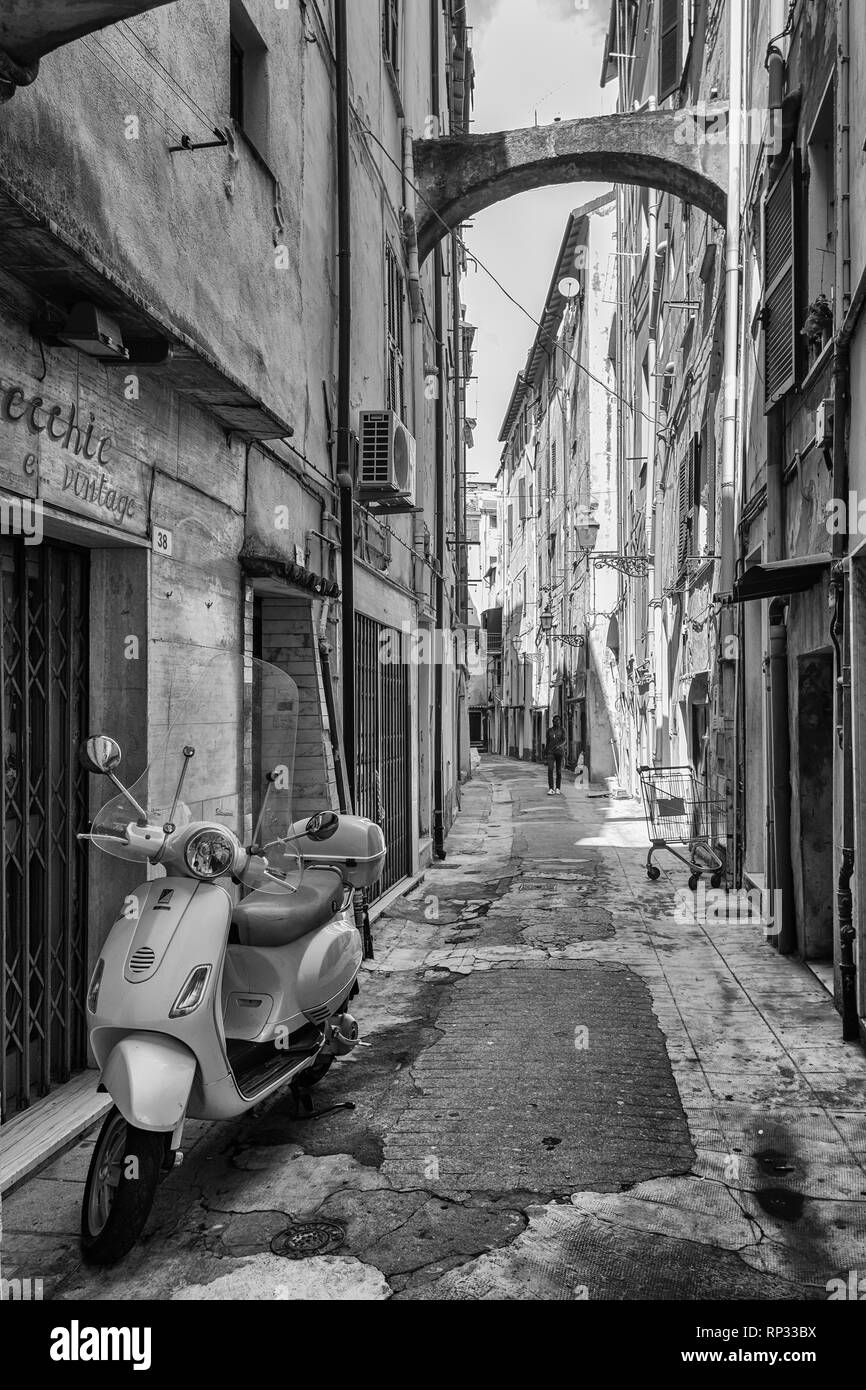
462, 0, 614, 479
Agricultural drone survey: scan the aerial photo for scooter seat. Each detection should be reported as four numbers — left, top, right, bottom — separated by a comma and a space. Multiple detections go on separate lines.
232, 870, 345, 947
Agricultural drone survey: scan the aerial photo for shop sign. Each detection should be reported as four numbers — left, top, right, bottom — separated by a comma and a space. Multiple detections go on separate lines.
0, 380, 147, 536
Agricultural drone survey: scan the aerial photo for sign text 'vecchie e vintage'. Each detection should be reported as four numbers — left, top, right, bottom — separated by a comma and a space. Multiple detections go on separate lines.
1, 382, 137, 526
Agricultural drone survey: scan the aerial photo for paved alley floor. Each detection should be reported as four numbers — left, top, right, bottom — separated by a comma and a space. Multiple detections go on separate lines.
3, 755, 866, 1300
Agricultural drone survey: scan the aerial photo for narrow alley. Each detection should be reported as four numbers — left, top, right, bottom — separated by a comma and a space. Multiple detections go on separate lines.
5, 759, 864, 1302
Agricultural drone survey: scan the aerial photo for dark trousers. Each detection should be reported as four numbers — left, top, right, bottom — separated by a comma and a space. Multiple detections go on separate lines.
547, 755, 563, 790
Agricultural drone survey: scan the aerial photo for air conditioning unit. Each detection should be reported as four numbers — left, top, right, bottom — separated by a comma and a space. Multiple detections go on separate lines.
358, 410, 416, 500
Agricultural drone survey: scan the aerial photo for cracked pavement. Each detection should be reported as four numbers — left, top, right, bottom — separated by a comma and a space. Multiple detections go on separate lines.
3, 755, 866, 1300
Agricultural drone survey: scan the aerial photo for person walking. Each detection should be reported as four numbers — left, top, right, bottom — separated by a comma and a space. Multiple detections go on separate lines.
545, 715, 567, 795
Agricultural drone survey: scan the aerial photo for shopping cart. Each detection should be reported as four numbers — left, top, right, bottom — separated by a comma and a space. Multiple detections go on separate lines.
637, 765, 725, 889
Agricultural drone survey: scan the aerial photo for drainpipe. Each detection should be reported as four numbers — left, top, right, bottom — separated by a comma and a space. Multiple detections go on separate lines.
403, 130, 423, 323
452, 234, 464, 631
646, 97, 660, 762
834, 0, 857, 1037
720, 0, 744, 879
431, 0, 446, 859
768, 598, 796, 953
335, 0, 355, 811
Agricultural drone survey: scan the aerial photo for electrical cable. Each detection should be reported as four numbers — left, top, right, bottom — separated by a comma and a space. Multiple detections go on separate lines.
81, 35, 184, 141
355, 113, 659, 430
118, 20, 222, 135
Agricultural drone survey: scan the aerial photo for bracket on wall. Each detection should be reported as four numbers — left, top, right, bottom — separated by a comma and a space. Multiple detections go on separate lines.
169, 129, 229, 154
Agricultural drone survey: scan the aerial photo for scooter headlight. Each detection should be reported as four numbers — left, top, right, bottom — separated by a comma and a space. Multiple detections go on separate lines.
184, 828, 237, 880
87, 958, 105, 1014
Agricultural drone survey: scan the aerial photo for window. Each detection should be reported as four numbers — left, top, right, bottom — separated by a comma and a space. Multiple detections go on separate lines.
386, 241, 406, 420
676, 432, 702, 570
230, 1, 269, 160
518, 475, 527, 521
230, 37, 244, 125
763, 149, 798, 407
658, 0, 682, 102
677, 447, 691, 571
692, 429, 706, 557
803, 84, 836, 368
383, 0, 400, 78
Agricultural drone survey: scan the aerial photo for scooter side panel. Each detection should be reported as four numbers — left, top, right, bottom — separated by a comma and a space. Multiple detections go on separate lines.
224, 912, 361, 1042
102, 1032, 197, 1131
296, 912, 363, 1020
90, 879, 233, 1091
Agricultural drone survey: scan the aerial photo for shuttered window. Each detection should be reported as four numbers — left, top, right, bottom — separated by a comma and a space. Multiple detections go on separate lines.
763, 151, 798, 408
385, 241, 406, 421
658, 0, 682, 102
383, 0, 400, 76
518, 475, 527, 520
677, 445, 691, 571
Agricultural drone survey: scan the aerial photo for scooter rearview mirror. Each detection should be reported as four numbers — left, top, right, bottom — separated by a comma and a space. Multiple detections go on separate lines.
80, 736, 123, 776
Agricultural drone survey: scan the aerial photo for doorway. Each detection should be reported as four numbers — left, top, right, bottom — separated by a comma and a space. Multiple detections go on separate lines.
1, 538, 90, 1121
796, 652, 834, 959
355, 613, 411, 901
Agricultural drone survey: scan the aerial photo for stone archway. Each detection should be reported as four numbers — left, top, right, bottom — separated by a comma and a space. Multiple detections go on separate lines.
414, 108, 729, 263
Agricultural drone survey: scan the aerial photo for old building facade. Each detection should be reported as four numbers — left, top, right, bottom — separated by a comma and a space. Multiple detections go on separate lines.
491, 197, 620, 785
0, 0, 472, 1137
602, 0, 864, 1037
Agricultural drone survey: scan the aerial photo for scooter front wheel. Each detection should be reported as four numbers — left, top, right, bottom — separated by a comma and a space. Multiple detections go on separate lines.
81, 1106, 164, 1266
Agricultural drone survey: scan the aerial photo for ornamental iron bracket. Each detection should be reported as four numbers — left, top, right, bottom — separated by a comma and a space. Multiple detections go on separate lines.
593, 553, 654, 578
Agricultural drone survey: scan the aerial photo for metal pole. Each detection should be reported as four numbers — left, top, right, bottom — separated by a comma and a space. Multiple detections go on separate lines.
335, 0, 355, 810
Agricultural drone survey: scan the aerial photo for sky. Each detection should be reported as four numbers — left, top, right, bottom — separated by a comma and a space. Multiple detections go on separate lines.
461, 0, 614, 480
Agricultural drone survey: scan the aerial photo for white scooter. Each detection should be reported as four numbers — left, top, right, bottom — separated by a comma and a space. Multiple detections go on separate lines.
78, 649, 385, 1265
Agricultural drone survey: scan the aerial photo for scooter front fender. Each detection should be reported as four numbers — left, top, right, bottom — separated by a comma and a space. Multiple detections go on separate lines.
101, 1032, 196, 1132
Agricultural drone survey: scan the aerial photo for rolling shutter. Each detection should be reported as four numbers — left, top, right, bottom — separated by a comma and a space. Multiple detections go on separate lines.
658, 0, 682, 102
763, 152, 798, 408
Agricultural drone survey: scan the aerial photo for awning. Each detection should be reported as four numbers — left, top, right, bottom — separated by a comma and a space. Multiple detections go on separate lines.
687, 672, 709, 706
733, 554, 832, 603
240, 549, 340, 598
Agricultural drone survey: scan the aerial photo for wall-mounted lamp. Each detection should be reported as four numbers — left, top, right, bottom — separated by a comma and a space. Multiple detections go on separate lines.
766, 45, 786, 111
576, 519, 600, 552
539, 606, 555, 636
55, 301, 129, 361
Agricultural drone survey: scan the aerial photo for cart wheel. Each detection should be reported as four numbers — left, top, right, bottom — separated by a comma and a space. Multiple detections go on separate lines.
710, 872, 723, 889
647, 866, 661, 881
688, 874, 700, 891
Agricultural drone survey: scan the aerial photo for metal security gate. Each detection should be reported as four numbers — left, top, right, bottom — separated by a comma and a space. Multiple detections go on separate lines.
355, 615, 410, 900
1, 538, 89, 1121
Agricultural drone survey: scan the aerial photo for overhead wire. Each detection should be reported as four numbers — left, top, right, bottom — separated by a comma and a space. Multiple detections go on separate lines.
81, 35, 184, 142
354, 114, 658, 431
118, 20, 221, 135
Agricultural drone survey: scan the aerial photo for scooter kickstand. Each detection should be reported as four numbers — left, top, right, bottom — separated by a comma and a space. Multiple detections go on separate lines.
288, 1080, 356, 1122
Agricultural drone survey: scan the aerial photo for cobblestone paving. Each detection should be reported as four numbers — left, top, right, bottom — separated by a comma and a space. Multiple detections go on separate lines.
4, 756, 866, 1300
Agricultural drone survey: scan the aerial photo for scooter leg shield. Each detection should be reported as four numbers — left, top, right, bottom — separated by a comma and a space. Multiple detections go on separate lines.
102, 1032, 197, 1133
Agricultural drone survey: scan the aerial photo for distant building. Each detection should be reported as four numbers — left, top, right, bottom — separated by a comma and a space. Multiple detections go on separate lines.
494, 196, 620, 784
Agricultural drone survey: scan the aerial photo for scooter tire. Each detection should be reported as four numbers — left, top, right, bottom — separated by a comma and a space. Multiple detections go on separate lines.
81, 1107, 164, 1266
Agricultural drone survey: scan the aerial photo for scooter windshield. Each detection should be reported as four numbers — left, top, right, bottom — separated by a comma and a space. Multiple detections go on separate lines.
89, 650, 303, 893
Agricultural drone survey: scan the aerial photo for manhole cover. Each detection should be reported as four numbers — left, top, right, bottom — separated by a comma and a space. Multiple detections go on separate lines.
270, 1220, 346, 1259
